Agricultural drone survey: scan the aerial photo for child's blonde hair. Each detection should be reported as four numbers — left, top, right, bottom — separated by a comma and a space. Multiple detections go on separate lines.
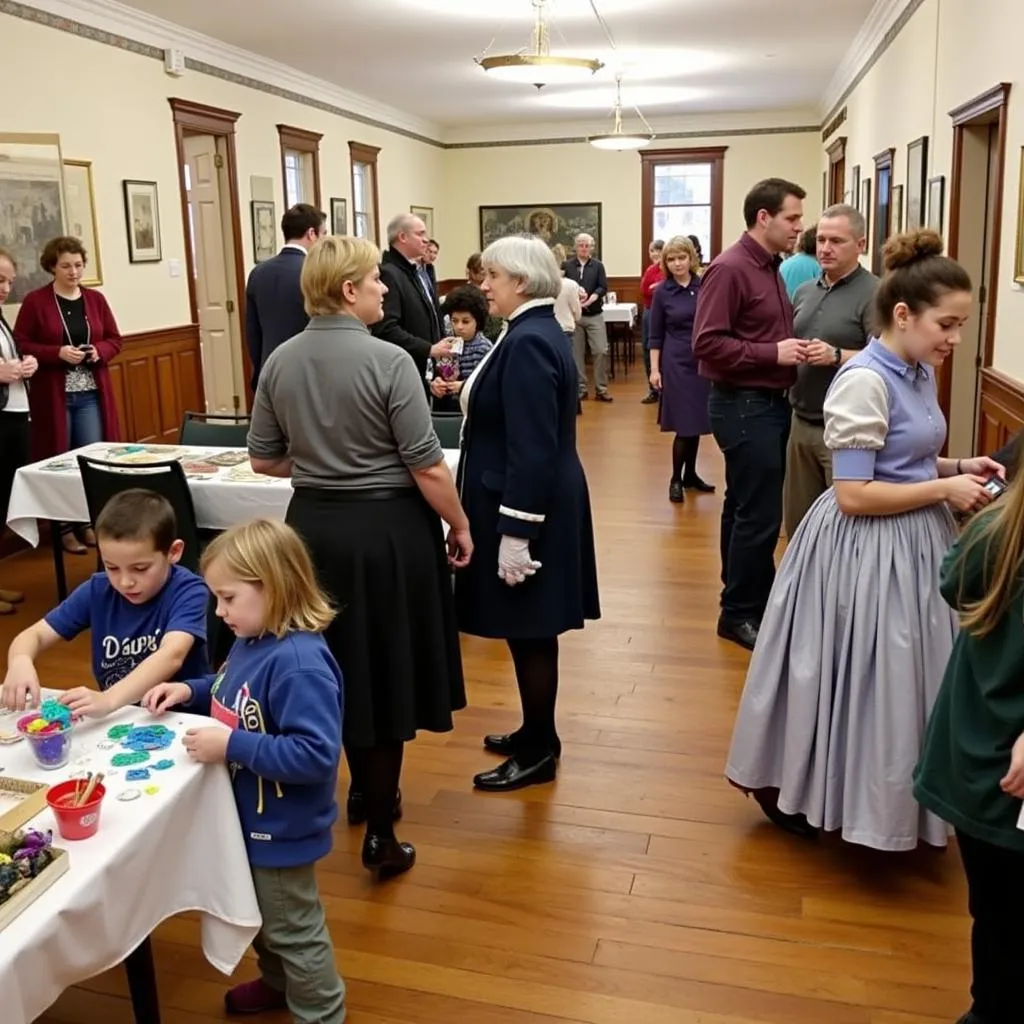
200, 518, 334, 638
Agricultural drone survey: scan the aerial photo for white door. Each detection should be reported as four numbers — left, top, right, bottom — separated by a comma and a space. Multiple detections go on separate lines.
184, 133, 239, 415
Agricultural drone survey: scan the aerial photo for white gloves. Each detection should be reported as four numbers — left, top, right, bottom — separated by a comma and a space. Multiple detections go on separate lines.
497, 535, 541, 586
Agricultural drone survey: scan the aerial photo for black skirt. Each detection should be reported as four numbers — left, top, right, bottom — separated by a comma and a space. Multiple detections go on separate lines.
286, 486, 466, 747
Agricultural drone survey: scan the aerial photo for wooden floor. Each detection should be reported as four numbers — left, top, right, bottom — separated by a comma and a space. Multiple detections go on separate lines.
14, 371, 970, 1023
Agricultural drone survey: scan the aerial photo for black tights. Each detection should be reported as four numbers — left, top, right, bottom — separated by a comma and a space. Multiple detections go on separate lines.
507, 636, 560, 762
346, 740, 404, 837
671, 435, 701, 483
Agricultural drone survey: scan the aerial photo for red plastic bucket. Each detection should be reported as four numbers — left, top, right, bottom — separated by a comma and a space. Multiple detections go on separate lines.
46, 779, 107, 840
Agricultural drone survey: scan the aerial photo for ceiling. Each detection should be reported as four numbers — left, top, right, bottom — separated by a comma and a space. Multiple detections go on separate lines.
114, 0, 877, 128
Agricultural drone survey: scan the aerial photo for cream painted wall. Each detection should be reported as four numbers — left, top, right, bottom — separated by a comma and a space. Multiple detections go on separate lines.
0, 13, 445, 334
825, 0, 1024, 384
441, 128, 822, 279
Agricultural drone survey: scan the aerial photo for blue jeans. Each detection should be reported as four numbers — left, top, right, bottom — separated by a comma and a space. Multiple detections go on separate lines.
65, 389, 103, 449
708, 386, 791, 622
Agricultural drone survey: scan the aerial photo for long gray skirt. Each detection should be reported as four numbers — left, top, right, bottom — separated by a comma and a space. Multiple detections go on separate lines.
725, 489, 958, 851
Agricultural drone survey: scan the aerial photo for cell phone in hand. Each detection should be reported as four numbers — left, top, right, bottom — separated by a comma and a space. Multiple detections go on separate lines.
983, 475, 1007, 498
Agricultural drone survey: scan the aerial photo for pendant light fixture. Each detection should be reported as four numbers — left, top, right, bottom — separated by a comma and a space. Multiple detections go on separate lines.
588, 74, 655, 150
475, 0, 603, 86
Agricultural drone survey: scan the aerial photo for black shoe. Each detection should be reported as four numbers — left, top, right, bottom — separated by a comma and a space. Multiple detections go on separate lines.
484, 731, 562, 760
683, 475, 716, 493
595, 391, 614, 403
717, 616, 759, 650
669, 479, 684, 504
752, 788, 818, 840
474, 754, 557, 792
641, 392, 658, 405
346, 788, 403, 826
361, 833, 416, 880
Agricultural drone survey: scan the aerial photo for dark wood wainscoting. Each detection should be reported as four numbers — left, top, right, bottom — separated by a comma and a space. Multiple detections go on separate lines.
978, 367, 1024, 454
108, 324, 205, 443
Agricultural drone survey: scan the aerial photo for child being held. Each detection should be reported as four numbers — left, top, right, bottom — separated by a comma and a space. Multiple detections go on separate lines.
431, 284, 493, 413
0, 489, 210, 718
144, 517, 346, 1023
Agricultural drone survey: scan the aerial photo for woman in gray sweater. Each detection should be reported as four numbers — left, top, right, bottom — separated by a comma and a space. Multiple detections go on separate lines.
248, 235, 473, 880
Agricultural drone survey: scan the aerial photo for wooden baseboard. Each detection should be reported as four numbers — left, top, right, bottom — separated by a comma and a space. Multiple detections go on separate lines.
978, 367, 1024, 454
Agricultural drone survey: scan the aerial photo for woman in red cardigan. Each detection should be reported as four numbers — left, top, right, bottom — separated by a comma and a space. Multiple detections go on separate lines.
15, 236, 122, 553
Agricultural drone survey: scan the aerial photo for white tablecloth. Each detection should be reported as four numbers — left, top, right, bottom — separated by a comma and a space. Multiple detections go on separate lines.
603, 302, 638, 326
0, 699, 262, 1024
7, 444, 462, 546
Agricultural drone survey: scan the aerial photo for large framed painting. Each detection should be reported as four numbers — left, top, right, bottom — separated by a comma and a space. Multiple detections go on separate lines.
479, 203, 602, 256
63, 159, 102, 286
122, 179, 162, 263
906, 136, 929, 231
0, 132, 67, 304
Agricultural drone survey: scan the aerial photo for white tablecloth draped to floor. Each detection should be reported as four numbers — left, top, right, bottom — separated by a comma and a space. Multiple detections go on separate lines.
602, 302, 638, 326
0, 699, 262, 1024
7, 444, 461, 546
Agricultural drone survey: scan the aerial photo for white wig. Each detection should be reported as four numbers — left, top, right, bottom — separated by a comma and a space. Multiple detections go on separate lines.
481, 234, 561, 300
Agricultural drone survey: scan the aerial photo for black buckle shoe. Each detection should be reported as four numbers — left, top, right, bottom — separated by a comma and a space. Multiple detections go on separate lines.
669, 480, 684, 503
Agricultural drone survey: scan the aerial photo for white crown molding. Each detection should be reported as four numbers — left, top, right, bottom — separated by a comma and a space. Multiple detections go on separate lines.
819, 0, 919, 120
26, 0, 444, 143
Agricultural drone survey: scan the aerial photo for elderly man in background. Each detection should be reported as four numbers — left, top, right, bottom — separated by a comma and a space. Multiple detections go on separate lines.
783, 204, 878, 539
562, 233, 612, 403
372, 213, 451, 378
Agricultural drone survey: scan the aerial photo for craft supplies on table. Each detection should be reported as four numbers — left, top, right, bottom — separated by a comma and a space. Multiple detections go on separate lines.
46, 777, 107, 840
0, 831, 68, 933
17, 700, 75, 770
0, 693, 261, 1024
0, 776, 48, 832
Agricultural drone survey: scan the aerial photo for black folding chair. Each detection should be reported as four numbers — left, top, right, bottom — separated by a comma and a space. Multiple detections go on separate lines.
180, 411, 250, 448
431, 412, 463, 449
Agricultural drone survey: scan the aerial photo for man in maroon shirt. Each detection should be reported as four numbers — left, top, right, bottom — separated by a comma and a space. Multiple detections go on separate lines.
692, 178, 808, 650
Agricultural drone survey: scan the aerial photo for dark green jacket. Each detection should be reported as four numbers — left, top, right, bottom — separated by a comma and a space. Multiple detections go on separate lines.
914, 518, 1024, 850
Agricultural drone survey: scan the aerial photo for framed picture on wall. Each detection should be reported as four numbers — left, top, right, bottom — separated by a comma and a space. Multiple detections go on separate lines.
479, 203, 602, 255
861, 179, 872, 248
330, 197, 347, 235
1015, 149, 1024, 283
122, 179, 161, 263
851, 165, 861, 209
906, 136, 929, 230
62, 159, 102, 286
410, 204, 434, 237
890, 184, 904, 236
927, 175, 946, 234
251, 200, 276, 263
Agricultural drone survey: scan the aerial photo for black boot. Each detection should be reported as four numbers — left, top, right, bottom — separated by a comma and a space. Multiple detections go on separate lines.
362, 833, 416, 880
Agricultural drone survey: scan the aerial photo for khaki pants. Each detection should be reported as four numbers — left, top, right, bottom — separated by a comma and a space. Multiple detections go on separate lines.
783, 413, 832, 539
252, 864, 347, 1024
572, 314, 609, 395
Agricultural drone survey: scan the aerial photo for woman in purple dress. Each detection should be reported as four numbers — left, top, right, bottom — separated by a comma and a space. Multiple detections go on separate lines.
648, 235, 714, 503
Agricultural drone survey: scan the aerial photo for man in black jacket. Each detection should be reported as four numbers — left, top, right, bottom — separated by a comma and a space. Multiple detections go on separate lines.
372, 213, 451, 377
245, 203, 325, 389
562, 233, 612, 402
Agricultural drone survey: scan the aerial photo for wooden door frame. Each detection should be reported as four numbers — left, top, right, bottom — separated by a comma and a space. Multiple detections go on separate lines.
168, 98, 250, 408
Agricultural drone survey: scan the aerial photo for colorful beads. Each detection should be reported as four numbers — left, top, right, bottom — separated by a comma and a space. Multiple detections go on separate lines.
110, 751, 149, 768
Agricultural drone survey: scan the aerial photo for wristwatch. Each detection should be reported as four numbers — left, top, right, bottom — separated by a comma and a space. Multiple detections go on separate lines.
832, 346, 842, 366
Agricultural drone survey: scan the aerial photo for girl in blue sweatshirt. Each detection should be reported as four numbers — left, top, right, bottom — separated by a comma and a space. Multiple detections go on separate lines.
144, 518, 346, 1024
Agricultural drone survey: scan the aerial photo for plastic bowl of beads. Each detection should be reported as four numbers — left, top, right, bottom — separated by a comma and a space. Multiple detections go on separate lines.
46, 779, 107, 840
17, 702, 74, 770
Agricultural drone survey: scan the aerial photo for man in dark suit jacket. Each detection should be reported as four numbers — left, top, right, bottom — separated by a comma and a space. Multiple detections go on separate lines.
245, 203, 326, 389
372, 213, 451, 377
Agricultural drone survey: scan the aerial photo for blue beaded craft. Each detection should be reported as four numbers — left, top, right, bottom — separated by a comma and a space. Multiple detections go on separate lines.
152, 759, 175, 771
120, 725, 175, 752
125, 768, 151, 781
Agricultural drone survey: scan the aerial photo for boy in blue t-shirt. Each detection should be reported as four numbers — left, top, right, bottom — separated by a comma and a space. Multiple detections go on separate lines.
0, 488, 210, 718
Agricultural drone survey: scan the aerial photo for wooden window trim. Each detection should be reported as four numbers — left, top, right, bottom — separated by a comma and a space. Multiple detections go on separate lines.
349, 141, 381, 244
277, 124, 323, 209
640, 146, 726, 268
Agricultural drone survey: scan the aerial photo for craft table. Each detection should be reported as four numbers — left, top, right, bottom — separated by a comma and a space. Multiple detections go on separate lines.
6, 443, 461, 600
0, 698, 262, 1024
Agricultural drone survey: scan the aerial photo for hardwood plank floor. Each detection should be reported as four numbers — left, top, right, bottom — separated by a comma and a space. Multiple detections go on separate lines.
7, 373, 969, 1023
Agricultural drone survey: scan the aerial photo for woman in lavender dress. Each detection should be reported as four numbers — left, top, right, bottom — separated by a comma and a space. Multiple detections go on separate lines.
648, 236, 714, 503
726, 230, 1003, 851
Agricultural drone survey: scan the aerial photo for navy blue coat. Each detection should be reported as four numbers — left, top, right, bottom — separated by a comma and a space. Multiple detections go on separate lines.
455, 302, 600, 639
245, 247, 308, 389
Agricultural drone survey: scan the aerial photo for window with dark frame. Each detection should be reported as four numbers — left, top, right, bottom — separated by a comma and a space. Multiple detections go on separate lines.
349, 141, 381, 244
276, 124, 322, 210
641, 147, 726, 268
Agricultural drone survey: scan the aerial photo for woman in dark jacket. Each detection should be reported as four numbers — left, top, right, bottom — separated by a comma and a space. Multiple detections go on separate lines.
15, 236, 122, 552
456, 234, 600, 791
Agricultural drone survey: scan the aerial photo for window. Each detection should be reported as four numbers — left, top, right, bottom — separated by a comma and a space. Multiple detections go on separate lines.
349, 141, 381, 244
641, 147, 726, 267
277, 125, 322, 210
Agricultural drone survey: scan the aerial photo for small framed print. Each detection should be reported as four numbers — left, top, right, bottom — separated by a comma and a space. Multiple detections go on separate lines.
330, 197, 347, 235
122, 179, 161, 263
251, 200, 276, 263
927, 175, 946, 234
